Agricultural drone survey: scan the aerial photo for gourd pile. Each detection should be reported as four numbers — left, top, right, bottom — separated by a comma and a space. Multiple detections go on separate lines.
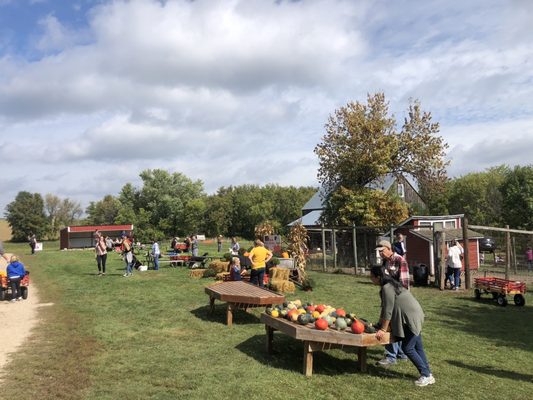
265, 299, 376, 334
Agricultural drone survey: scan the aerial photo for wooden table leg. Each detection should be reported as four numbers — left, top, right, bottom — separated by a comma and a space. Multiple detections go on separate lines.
265, 325, 274, 354
358, 347, 367, 372
227, 302, 233, 326
209, 296, 215, 314
303, 341, 313, 377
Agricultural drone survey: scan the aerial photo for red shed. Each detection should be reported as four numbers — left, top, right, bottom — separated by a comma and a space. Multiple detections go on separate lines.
59, 224, 134, 249
394, 215, 483, 276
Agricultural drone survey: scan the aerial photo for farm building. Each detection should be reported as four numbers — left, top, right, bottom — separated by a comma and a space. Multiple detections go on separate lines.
59, 224, 134, 250
393, 215, 483, 275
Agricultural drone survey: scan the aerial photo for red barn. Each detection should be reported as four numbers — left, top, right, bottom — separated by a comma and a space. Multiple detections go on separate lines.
59, 224, 134, 249
395, 215, 483, 276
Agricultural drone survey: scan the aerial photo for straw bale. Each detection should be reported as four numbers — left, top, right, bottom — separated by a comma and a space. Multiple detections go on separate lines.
208, 260, 229, 273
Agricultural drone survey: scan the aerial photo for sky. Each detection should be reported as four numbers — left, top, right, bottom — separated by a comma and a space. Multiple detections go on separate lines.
1, 0, 532, 215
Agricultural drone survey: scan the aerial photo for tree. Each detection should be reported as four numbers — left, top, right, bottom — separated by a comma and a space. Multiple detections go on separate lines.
314, 93, 448, 226
5, 191, 48, 242
45, 194, 83, 239
447, 166, 508, 225
85, 195, 121, 225
500, 165, 533, 230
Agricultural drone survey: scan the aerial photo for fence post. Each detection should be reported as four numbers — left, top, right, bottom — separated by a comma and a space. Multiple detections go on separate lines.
332, 228, 337, 270
439, 231, 446, 290
352, 224, 358, 274
462, 216, 471, 289
321, 224, 326, 272
505, 225, 511, 280
512, 236, 517, 274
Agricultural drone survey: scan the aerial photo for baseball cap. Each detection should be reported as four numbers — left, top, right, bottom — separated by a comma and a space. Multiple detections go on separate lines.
376, 240, 391, 251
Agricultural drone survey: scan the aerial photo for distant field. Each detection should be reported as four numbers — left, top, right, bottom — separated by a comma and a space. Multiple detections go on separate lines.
0, 219, 12, 241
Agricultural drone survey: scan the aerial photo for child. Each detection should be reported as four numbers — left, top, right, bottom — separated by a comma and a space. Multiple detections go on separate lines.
229, 257, 243, 281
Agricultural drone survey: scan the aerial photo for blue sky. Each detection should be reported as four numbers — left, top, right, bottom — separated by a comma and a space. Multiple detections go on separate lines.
1, 0, 532, 214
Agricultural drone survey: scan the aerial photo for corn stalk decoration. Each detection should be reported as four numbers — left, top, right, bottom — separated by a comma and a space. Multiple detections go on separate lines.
254, 221, 274, 240
287, 222, 311, 287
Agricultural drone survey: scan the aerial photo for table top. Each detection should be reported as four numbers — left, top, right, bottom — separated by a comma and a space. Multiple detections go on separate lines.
205, 281, 285, 305
261, 313, 390, 347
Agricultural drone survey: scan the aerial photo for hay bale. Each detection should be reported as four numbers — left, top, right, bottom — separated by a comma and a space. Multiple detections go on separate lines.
208, 260, 229, 273
215, 272, 230, 281
189, 269, 207, 279
270, 267, 289, 281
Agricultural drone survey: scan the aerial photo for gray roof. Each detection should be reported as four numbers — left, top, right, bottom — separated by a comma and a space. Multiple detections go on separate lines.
301, 188, 327, 212
411, 228, 484, 242
288, 210, 322, 227
366, 173, 419, 192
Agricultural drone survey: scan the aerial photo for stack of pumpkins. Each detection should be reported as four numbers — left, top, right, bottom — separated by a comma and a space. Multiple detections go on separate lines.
265, 299, 371, 334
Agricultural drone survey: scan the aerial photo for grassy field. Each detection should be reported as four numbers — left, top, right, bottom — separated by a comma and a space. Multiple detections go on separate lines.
1, 241, 532, 400
0, 219, 12, 241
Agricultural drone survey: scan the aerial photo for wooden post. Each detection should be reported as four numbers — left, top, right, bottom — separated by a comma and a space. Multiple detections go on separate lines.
462, 216, 471, 289
303, 341, 314, 377
505, 225, 511, 280
265, 325, 274, 354
352, 224, 358, 274
209, 296, 215, 314
332, 228, 337, 270
512, 236, 517, 274
358, 347, 367, 372
226, 303, 233, 327
321, 224, 326, 272
439, 231, 446, 290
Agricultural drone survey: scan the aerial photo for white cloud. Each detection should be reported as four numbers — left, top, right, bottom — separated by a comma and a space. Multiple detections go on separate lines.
1, 0, 533, 213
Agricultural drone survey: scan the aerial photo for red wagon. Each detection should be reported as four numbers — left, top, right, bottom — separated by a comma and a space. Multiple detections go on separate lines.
0, 271, 30, 301
474, 277, 526, 307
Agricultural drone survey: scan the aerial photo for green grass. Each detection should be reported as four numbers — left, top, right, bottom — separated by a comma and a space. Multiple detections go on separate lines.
1, 241, 532, 400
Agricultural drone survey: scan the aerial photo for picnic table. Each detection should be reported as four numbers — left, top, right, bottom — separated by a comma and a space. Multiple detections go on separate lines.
205, 281, 285, 326
261, 313, 390, 376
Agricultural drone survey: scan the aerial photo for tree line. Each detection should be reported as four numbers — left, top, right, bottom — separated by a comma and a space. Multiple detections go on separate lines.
4, 169, 316, 243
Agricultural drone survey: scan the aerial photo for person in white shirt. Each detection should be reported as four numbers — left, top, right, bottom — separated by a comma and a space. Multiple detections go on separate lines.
152, 239, 161, 271
447, 239, 464, 290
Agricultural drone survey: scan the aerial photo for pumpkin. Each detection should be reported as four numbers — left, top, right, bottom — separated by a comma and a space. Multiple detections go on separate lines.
351, 319, 365, 334
315, 304, 326, 313
315, 318, 328, 330
271, 309, 279, 318
335, 308, 346, 318
335, 317, 348, 331
297, 314, 309, 325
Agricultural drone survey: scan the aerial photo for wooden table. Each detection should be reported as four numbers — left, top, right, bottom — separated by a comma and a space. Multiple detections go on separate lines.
205, 281, 285, 326
261, 313, 390, 376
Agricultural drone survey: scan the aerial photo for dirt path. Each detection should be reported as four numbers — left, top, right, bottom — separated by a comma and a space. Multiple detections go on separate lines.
0, 283, 47, 381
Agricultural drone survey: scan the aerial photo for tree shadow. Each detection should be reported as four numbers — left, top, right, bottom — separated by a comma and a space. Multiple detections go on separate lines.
189, 304, 261, 326
447, 360, 533, 382
235, 334, 410, 378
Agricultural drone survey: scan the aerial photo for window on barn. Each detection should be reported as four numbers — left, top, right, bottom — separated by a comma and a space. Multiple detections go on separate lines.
397, 183, 405, 198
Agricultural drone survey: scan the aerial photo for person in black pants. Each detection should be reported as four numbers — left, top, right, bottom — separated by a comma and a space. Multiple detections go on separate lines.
7, 255, 26, 301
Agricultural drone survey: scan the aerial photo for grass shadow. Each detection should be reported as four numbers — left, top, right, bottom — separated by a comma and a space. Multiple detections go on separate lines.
447, 360, 533, 382
190, 304, 261, 326
235, 334, 410, 378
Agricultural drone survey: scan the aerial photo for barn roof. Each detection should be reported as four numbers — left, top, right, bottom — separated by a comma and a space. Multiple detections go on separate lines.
288, 210, 322, 227
411, 228, 484, 242
66, 224, 133, 233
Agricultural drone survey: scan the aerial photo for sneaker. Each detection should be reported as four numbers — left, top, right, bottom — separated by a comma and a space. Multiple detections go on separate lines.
10, 299, 17, 302
398, 357, 409, 362
102, 272, 106, 276
97, 272, 102, 276
123, 273, 129, 277
17, 297, 23, 301
377, 358, 396, 367
415, 374, 435, 387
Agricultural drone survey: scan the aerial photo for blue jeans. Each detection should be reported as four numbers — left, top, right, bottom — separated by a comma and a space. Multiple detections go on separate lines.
453, 268, 461, 288
401, 326, 431, 377
125, 252, 133, 274
153, 254, 159, 270
250, 268, 265, 287
384, 341, 407, 361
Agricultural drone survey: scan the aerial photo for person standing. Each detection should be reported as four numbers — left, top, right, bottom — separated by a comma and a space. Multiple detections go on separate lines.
230, 237, 240, 255
393, 233, 407, 258
152, 239, 161, 271
376, 239, 410, 367
526, 246, 533, 273
371, 266, 435, 387
191, 235, 199, 257
447, 239, 464, 290
248, 239, 272, 288
122, 235, 134, 277
94, 230, 107, 276
217, 235, 223, 253
7, 256, 26, 302
28, 233, 37, 255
